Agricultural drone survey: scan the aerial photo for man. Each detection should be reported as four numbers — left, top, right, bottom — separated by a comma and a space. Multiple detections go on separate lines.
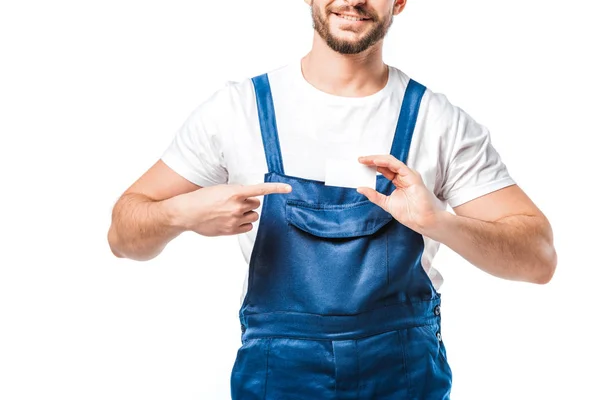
108, 0, 557, 398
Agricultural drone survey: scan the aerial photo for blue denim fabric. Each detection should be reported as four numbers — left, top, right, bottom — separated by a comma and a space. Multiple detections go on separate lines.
231, 74, 452, 399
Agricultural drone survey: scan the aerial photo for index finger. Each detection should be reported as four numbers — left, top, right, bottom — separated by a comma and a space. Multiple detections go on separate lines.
358, 155, 410, 176
236, 182, 293, 198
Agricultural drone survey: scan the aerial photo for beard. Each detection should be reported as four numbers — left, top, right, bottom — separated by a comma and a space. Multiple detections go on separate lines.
311, 3, 394, 54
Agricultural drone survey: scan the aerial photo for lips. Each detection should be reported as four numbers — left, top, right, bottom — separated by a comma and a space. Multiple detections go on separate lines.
332, 12, 371, 22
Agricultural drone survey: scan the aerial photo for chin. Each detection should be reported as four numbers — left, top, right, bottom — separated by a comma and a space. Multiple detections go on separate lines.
329, 28, 365, 42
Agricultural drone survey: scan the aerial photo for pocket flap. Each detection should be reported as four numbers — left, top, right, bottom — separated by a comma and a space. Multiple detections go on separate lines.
285, 199, 393, 238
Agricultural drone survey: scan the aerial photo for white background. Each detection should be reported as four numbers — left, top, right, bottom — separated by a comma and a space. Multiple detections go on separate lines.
1, 0, 599, 399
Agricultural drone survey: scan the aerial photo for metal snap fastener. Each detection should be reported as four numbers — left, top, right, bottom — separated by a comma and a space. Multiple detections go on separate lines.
436, 331, 442, 341
434, 305, 441, 316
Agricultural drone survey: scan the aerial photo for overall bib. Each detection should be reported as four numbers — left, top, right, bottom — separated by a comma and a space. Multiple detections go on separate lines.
230, 74, 452, 399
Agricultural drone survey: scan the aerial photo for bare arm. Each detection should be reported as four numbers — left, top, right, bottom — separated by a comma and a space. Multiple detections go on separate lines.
107, 160, 200, 261
425, 185, 557, 284
357, 155, 557, 285
107, 160, 293, 261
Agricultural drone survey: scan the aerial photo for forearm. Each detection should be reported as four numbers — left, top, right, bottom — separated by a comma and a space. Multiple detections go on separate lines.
423, 212, 557, 284
108, 193, 185, 261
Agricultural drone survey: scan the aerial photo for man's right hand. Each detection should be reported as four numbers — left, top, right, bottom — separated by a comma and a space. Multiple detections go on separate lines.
168, 183, 293, 237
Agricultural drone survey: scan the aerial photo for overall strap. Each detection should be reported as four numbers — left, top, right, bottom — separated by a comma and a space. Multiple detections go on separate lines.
251, 73, 285, 175
390, 79, 427, 164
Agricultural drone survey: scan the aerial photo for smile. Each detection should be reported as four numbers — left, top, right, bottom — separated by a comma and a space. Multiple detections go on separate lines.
332, 13, 371, 22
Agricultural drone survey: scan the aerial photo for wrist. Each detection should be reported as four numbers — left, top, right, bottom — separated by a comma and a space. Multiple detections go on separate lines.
160, 197, 187, 233
420, 210, 455, 242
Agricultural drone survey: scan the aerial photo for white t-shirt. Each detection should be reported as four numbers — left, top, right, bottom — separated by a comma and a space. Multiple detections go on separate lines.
161, 60, 516, 303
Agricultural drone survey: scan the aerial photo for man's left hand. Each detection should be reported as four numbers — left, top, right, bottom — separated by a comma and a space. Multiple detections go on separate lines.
357, 155, 446, 235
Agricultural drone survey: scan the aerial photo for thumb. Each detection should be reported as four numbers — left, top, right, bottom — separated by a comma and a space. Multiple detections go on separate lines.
357, 187, 389, 212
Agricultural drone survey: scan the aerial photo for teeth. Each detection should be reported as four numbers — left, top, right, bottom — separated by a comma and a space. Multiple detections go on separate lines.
338, 14, 364, 21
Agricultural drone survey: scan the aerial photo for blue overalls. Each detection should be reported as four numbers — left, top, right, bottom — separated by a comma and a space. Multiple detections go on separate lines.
230, 74, 452, 399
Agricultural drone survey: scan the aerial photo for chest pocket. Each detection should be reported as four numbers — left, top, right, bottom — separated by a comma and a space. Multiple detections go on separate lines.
285, 199, 393, 238
282, 198, 394, 314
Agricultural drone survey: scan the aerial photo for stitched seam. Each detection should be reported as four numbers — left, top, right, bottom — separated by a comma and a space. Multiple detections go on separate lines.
242, 324, 437, 342
287, 199, 375, 210
355, 340, 360, 399
263, 338, 272, 400
332, 341, 338, 396
398, 329, 413, 399
243, 299, 440, 317
287, 219, 392, 238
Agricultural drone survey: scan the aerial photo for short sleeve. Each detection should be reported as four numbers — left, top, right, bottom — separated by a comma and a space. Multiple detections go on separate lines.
433, 92, 516, 208
161, 87, 230, 187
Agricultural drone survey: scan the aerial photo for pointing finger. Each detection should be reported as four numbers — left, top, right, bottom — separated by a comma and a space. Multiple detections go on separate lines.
236, 182, 292, 199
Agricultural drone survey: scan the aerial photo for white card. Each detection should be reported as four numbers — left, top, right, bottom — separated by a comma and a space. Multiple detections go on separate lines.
324, 157, 377, 189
